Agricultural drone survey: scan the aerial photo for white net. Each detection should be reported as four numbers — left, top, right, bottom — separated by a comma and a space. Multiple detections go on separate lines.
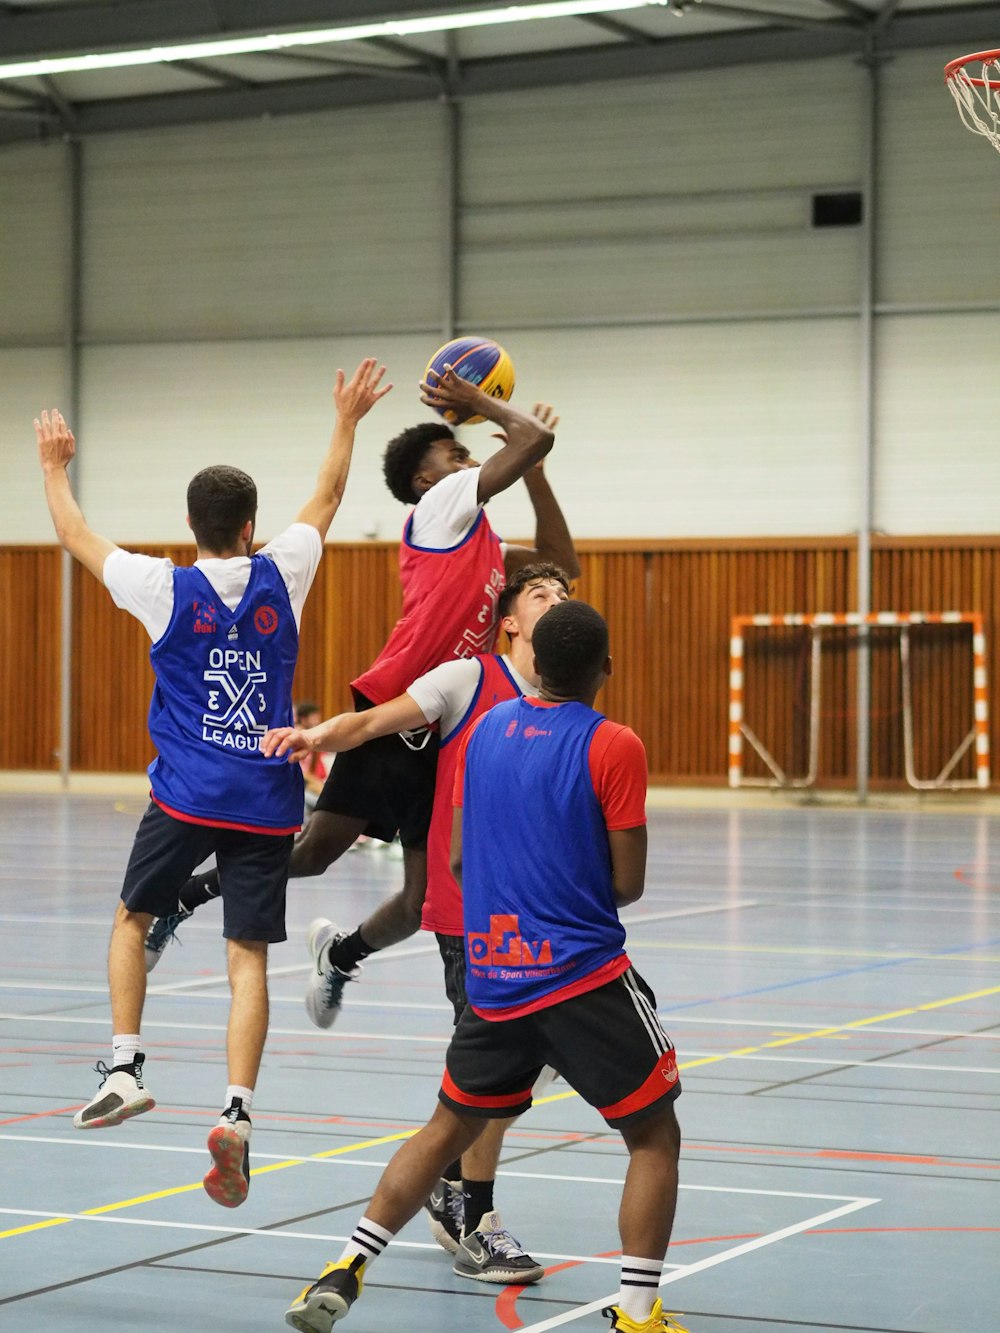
946, 52, 1000, 153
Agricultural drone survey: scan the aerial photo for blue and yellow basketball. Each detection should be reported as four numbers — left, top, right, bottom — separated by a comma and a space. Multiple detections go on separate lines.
423, 336, 515, 424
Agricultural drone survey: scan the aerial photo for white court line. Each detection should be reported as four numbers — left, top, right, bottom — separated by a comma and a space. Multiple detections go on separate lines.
0, 1137, 880, 1204
516, 1197, 879, 1333
0, 1209, 677, 1268
150, 942, 441, 994
2, 1013, 998, 1070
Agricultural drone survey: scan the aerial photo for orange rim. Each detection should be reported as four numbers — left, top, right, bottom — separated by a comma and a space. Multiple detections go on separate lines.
945, 48, 1000, 89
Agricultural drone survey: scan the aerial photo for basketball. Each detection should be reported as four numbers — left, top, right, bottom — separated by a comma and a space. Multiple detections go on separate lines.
423, 336, 515, 424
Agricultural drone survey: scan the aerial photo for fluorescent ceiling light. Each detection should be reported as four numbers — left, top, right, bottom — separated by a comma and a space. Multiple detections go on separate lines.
0, 0, 660, 81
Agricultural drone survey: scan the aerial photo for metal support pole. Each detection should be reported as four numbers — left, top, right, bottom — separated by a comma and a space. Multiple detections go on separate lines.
441, 34, 460, 343
59, 134, 84, 786
856, 31, 880, 803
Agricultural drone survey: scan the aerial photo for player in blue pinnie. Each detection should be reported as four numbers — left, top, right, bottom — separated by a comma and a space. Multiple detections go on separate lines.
284, 601, 687, 1333
34, 358, 391, 1208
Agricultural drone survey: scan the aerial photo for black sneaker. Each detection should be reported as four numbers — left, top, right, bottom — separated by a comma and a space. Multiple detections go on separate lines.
453, 1209, 544, 1285
73, 1054, 155, 1129
203, 1098, 251, 1208
423, 1176, 464, 1254
285, 1254, 366, 1332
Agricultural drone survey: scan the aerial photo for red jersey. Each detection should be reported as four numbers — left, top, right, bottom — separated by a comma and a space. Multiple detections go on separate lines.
421, 654, 523, 936
352, 508, 505, 705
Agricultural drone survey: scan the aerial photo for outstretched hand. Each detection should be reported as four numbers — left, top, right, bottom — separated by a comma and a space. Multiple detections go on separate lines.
419, 365, 493, 424
35, 409, 76, 472
261, 725, 316, 763
334, 358, 393, 424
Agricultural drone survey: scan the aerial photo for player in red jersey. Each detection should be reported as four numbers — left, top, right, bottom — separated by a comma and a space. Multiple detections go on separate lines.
263, 562, 569, 1284
148, 370, 578, 988
283, 602, 686, 1333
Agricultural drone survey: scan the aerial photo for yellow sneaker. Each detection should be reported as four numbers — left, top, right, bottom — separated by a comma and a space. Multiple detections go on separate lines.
604, 1298, 691, 1333
285, 1254, 366, 1332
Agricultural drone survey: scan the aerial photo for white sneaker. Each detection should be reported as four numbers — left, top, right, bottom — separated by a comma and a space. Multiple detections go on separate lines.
305, 918, 361, 1029
73, 1055, 155, 1129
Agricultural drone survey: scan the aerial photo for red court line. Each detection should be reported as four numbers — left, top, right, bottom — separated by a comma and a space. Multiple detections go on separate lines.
953, 866, 1000, 891
495, 1236, 761, 1329
0, 1104, 83, 1126
496, 1227, 1000, 1328
683, 1142, 1000, 1170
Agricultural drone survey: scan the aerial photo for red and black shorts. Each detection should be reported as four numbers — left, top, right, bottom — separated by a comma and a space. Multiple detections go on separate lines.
314, 689, 439, 849
439, 967, 681, 1130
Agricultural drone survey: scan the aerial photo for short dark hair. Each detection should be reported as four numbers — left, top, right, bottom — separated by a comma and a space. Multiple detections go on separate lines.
382, 423, 456, 505
532, 600, 609, 697
497, 561, 572, 619
295, 700, 320, 722
187, 465, 257, 552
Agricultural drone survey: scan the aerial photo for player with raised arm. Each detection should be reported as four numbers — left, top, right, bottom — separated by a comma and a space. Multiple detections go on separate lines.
35, 359, 390, 1208
264, 561, 570, 1284
284, 601, 687, 1333
151, 369, 579, 1016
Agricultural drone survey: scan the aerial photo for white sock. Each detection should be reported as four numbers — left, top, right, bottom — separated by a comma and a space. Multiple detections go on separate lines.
111, 1034, 141, 1069
339, 1216, 393, 1268
618, 1254, 663, 1321
225, 1085, 254, 1114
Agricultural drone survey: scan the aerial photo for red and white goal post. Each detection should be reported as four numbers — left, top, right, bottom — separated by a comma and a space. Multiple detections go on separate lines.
728, 612, 990, 791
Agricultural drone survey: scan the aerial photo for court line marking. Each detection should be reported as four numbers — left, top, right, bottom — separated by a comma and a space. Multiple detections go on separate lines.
0, 1137, 880, 1198
515, 1197, 878, 1333
0, 1210, 678, 1267
0, 982, 989, 1242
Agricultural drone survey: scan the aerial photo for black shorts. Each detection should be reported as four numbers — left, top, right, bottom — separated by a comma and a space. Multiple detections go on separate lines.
436, 932, 468, 1024
314, 689, 439, 849
439, 966, 681, 1130
120, 803, 292, 942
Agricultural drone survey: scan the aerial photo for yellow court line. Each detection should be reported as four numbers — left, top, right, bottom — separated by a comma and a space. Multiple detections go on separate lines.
4, 982, 999, 1240
0, 1130, 416, 1241
535, 981, 1000, 1102
631, 941, 1000, 963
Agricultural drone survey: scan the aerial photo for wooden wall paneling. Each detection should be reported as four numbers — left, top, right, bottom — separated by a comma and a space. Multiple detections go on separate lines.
0, 549, 62, 770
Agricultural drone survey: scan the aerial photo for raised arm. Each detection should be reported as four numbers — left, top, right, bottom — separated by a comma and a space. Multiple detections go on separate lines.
419, 367, 554, 504
504, 404, 579, 578
295, 358, 393, 539
262, 691, 430, 763
35, 410, 118, 582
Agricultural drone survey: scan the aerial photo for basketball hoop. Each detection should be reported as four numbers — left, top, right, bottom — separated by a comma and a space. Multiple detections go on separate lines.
945, 49, 1000, 153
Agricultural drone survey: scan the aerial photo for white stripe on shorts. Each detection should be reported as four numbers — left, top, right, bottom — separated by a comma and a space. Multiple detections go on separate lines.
622, 968, 669, 1057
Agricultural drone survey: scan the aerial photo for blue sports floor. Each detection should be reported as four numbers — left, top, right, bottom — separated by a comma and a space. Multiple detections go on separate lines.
1, 787, 998, 1332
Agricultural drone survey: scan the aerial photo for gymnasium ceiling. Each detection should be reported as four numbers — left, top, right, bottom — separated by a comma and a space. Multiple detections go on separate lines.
1, 0, 999, 146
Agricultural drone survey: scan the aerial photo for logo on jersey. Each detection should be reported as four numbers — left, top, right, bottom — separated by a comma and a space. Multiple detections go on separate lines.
254, 605, 279, 636
467, 913, 552, 968
192, 600, 218, 634
201, 647, 268, 750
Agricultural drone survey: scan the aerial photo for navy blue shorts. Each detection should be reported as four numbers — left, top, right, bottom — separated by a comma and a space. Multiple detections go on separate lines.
439, 967, 681, 1130
120, 803, 292, 942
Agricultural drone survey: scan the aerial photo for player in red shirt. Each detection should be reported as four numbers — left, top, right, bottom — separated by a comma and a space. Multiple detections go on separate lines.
148, 370, 578, 979
264, 562, 569, 1285
284, 602, 686, 1333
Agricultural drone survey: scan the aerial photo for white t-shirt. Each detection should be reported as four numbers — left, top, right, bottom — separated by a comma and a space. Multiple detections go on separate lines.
102, 522, 323, 642
406, 654, 533, 741
408, 467, 506, 553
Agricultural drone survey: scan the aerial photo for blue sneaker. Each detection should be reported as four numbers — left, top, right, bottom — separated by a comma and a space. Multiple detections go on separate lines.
144, 905, 193, 973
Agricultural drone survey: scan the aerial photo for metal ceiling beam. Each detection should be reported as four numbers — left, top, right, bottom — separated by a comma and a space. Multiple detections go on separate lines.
253, 47, 440, 84
0, 0, 508, 59
1, 4, 998, 146
172, 59, 257, 90
577, 13, 654, 43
